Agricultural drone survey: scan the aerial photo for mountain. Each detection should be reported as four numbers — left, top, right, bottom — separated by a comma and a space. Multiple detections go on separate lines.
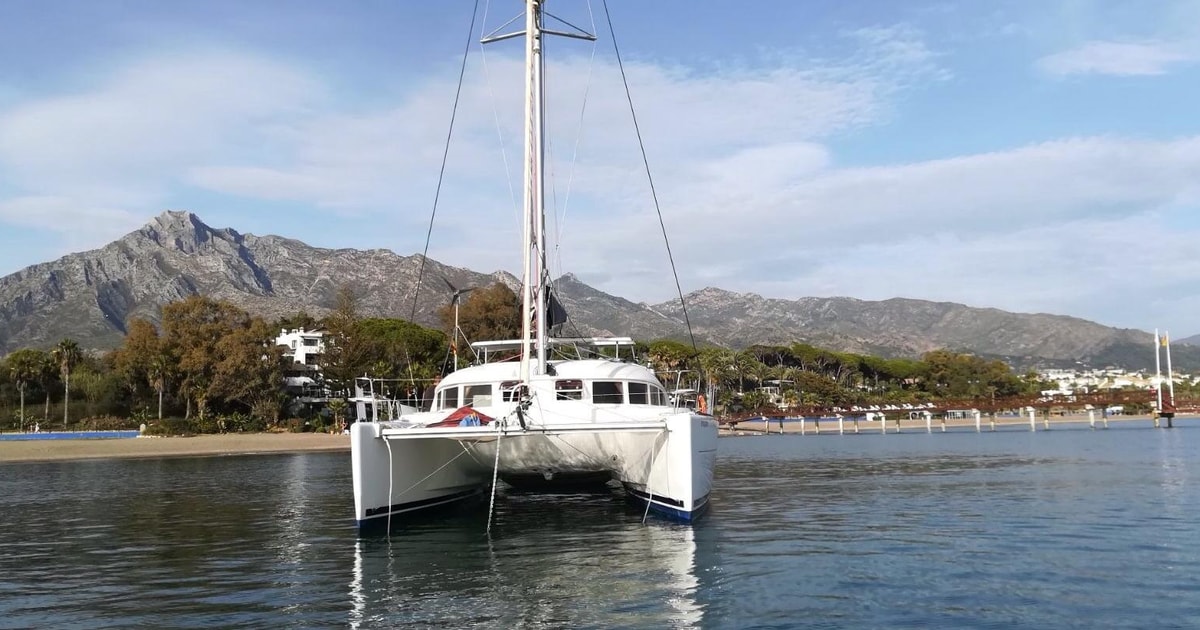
648, 288, 1192, 369
1177, 334, 1200, 347
0, 211, 1194, 370
0, 211, 512, 352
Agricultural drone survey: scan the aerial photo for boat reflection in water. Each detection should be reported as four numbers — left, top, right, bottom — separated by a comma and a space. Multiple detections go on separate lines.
347, 491, 712, 628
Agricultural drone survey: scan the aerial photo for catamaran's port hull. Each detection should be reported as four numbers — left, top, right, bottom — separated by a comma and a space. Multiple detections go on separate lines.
351, 414, 717, 527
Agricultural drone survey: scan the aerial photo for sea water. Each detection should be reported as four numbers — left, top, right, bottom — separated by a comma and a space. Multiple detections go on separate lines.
2, 423, 1200, 628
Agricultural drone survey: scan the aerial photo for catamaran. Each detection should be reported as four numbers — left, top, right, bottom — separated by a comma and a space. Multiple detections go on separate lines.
350, 0, 717, 528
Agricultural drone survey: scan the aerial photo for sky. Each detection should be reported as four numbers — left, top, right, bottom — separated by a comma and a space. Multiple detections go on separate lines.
1, 0, 1199, 336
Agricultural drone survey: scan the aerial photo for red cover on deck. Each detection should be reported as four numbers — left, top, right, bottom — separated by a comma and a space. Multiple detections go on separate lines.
428, 405, 494, 428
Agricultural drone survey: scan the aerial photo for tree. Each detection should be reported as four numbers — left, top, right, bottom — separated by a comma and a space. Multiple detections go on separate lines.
162, 296, 252, 420
697, 347, 735, 411
327, 398, 348, 432
322, 286, 373, 396
37, 352, 56, 422
733, 350, 760, 393
437, 282, 521, 353
210, 317, 286, 419
647, 339, 698, 386
276, 310, 319, 332
53, 339, 81, 428
6, 349, 44, 431
357, 318, 447, 381
72, 368, 115, 418
110, 318, 165, 407
147, 351, 174, 420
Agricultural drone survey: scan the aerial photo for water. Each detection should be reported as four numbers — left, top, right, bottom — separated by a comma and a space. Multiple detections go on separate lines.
3, 425, 1200, 628
0, 431, 140, 441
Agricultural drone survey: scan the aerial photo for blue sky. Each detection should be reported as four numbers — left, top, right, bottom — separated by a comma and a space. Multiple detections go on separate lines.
1, 0, 1199, 336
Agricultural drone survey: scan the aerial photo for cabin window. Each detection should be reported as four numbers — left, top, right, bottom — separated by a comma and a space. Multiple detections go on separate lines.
628, 382, 649, 405
651, 387, 667, 406
465, 384, 492, 407
439, 387, 460, 411
555, 379, 584, 401
500, 380, 522, 403
593, 381, 624, 404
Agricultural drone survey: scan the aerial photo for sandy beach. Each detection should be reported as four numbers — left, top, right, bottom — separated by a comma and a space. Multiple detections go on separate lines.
0, 432, 350, 464
2, 414, 1189, 463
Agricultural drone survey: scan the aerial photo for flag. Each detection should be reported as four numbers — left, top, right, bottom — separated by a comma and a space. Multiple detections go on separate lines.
1161, 333, 1169, 347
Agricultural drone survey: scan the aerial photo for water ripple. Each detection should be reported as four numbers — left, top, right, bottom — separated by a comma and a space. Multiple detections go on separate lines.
3, 429, 1200, 627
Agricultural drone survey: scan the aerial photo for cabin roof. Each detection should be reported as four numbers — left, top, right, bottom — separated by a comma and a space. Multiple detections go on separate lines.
438, 358, 658, 387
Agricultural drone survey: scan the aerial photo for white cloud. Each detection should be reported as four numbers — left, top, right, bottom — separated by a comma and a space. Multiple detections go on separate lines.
1036, 40, 1194, 76
3, 23, 1200, 333
185, 40, 926, 214
554, 134, 1200, 331
0, 196, 143, 255
0, 49, 324, 235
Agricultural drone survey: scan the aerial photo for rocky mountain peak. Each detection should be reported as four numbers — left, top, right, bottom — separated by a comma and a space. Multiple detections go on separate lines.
683, 286, 755, 305
133, 210, 241, 253
0, 211, 1194, 369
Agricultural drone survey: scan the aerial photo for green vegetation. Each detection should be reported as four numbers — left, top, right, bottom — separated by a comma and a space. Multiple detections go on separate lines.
0, 292, 454, 435
0, 286, 1067, 433
644, 342, 1049, 414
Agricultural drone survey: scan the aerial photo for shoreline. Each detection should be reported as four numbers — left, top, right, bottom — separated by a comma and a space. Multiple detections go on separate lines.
719, 413, 1193, 435
3, 414, 1192, 463
0, 432, 350, 464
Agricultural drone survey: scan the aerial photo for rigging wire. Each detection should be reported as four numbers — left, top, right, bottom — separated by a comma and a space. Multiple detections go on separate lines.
551, 0, 599, 278
600, 0, 698, 354
485, 421, 504, 535
479, 0, 523, 227
404, 0, 481, 384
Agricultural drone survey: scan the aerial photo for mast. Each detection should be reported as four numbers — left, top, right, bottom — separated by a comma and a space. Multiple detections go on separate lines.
520, 0, 543, 380
530, 0, 549, 376
481, 0, 594, 383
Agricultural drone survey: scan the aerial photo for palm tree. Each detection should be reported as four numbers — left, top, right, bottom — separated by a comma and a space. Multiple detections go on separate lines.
53, 339, 81, 429
38, 353, 56, 422
6, 349, 43, 432
147, 352, 173, 421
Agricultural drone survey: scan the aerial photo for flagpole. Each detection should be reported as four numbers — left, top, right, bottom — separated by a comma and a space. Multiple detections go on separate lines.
1154, 328, 1163, 413
1165, 331, 1175, 409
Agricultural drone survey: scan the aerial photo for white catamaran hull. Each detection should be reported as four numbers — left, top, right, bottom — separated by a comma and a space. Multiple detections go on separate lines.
351, 412, 717, 526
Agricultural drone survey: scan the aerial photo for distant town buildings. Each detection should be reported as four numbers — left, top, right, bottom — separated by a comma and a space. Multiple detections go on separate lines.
1036, 367, 1196, 398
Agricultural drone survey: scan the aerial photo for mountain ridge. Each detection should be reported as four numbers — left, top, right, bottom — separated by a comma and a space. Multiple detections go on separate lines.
0, 210, 1194, 370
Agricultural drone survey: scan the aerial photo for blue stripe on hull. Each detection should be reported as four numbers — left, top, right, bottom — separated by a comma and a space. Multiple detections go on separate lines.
625, 487, 711, 522
356, 486, 484, 528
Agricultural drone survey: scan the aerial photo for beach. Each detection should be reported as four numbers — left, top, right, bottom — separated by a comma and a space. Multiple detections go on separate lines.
0, 432, 350, 464
2, 414, 1186, 463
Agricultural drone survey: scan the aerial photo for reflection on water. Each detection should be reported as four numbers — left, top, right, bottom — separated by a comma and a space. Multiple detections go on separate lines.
347, 493, 707, 628
3, 426, 1200, 628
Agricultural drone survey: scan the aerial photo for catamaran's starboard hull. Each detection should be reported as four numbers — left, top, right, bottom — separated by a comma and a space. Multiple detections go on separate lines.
351, 413, 717, 527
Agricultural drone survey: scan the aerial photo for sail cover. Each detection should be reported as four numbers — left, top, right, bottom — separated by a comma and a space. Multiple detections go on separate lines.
428, 405, 495, 428
546, 289, 568, 329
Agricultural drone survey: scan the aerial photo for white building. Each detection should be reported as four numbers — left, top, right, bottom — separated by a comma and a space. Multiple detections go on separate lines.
278, 328, 325, 366
276, 328, 326, 395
